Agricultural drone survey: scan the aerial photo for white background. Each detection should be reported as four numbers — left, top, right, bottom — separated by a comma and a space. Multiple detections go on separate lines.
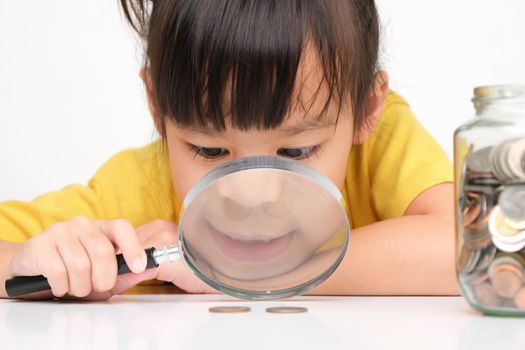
1, 0, 525, 201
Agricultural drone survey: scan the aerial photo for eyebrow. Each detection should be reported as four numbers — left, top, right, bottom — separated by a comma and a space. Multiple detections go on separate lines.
184, 118, 336, 136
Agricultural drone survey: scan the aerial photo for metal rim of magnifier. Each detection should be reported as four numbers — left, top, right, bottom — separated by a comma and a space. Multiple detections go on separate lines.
177, 155, 351, 300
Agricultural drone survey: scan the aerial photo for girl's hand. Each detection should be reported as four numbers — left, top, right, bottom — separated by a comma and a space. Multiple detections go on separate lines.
133, 220, 217, 294
8, 217, 152, 301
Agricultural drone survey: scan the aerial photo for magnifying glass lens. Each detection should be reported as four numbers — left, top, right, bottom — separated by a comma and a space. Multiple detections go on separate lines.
178, 156, 349, 300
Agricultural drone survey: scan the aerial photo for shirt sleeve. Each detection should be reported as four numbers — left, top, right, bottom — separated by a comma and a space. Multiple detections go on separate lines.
367, 97, 454, 220
0, 143, 172, 243
0, 181, 106, 243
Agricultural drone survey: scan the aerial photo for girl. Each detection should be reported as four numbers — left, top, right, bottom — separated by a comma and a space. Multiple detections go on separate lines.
0, 0, 458, 300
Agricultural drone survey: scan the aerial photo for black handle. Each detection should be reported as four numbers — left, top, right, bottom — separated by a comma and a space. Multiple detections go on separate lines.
5, 247, 158, 298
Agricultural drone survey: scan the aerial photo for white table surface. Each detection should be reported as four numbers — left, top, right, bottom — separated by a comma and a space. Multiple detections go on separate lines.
1, 294, 524, 350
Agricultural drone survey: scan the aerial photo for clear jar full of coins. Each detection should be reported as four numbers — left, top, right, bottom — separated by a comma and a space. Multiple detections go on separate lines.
455, 85, 525, 316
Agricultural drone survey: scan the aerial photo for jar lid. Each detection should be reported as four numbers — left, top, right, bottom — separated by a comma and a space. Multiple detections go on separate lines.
473, 85, 525, 102
472, 85, 525, 113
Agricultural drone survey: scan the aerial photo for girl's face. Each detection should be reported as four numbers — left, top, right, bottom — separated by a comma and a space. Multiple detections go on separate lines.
142, 48, 387, 281
143, 45, 388, 202
165, 96, 354, 204
163, 81, 354, 282
161, 47, 356, 202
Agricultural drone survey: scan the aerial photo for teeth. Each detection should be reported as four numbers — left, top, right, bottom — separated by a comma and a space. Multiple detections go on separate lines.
233, 237, 273, 243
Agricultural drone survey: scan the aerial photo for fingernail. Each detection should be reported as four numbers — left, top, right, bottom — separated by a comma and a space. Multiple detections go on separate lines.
131, 256, 145, 273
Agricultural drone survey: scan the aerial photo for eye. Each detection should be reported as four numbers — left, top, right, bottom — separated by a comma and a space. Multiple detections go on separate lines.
186, 144, 229, 161
277, 145, 322, 160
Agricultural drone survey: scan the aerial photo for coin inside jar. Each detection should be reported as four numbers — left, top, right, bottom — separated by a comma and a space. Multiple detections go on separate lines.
462, 192, 483, 227
499, 185, 525, 225
507, 138, 525, 179
488, 256, 524, 298
488, 206, 525, 239
265, 306, 308, 314
472, 282, 501, 307
208, 306, 251, 313
466, 146, 494, 174
490, 138, 525, 182
514, 287, 525, 309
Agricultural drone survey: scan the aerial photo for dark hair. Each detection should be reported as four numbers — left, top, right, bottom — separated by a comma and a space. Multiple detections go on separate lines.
120, 0, 380, 135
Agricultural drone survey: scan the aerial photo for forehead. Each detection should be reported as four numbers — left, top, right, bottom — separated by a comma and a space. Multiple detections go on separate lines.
172, 42, 349, 134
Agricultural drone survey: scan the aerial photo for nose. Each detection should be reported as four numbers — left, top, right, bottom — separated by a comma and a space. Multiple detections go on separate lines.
216, 170, 285, 208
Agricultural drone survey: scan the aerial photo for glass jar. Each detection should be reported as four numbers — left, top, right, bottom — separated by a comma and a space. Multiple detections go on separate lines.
455, 85, 525, 316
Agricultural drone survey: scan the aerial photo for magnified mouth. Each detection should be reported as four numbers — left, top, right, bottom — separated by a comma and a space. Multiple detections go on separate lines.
207, 221, 294, 262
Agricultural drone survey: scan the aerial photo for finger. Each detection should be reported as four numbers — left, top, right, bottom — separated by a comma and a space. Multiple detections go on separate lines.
16, 241, 69, 297
54, 223, 93, 297
155, 262, 217, 294
98, 219, 146, 274
77, 225, 118, 293
135, 220, 179, 246
109, 268, 159, 295
17, 290, 56, 300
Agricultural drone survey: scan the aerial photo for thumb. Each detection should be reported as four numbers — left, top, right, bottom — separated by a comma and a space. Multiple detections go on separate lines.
109, 268, 159, 295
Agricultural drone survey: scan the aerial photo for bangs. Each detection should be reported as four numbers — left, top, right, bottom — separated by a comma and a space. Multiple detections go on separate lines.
128, 0, 380, 132
120, 0, 379, 131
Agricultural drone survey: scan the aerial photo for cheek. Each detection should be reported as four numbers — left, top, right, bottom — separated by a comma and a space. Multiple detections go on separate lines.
309, 127, 353, 190
164, 137, 210, 201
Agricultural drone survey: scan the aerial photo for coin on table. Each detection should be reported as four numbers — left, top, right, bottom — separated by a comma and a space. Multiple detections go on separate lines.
499, 185, 525, 223
208, 306, 251, 313
266, 306, 308, 314
466, 146, 493, 174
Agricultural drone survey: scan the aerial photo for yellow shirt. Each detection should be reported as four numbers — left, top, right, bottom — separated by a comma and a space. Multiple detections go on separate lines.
0, 92, 453, 243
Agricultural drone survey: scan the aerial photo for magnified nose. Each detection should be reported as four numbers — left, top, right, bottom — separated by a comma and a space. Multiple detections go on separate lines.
216, 170, 285, 208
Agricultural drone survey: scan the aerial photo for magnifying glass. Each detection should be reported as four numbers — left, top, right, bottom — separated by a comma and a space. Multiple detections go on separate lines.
5, 156, 350, 300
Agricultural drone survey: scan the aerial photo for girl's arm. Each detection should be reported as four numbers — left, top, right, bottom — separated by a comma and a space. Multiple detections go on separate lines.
311, 183, 460, 295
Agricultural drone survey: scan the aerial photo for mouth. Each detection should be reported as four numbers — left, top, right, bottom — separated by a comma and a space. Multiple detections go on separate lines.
207, 221, 294, 262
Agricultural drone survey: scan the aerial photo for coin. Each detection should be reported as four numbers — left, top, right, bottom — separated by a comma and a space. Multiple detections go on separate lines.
466, 146, 493, 173
489, 141, 507, 181
488, 256, 524, 298
490, 138, 525, 181
491, 235, 525, 253
472, 282, 501, 307
468, 177, 501, 187
489, 206, 523, 239
514, 287, 525, 309
475, 243, 497, 271
208, 306, 251, 313
487, 206, 525, 252
266, 306, 308, 314
464, 184, 499, 198
462, 193, 483, 228
508, 138, 525, 179
458, 245, 479, 274
490, 139, 514, 181
464, 193, 490, 233
499, 185, 525, 222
